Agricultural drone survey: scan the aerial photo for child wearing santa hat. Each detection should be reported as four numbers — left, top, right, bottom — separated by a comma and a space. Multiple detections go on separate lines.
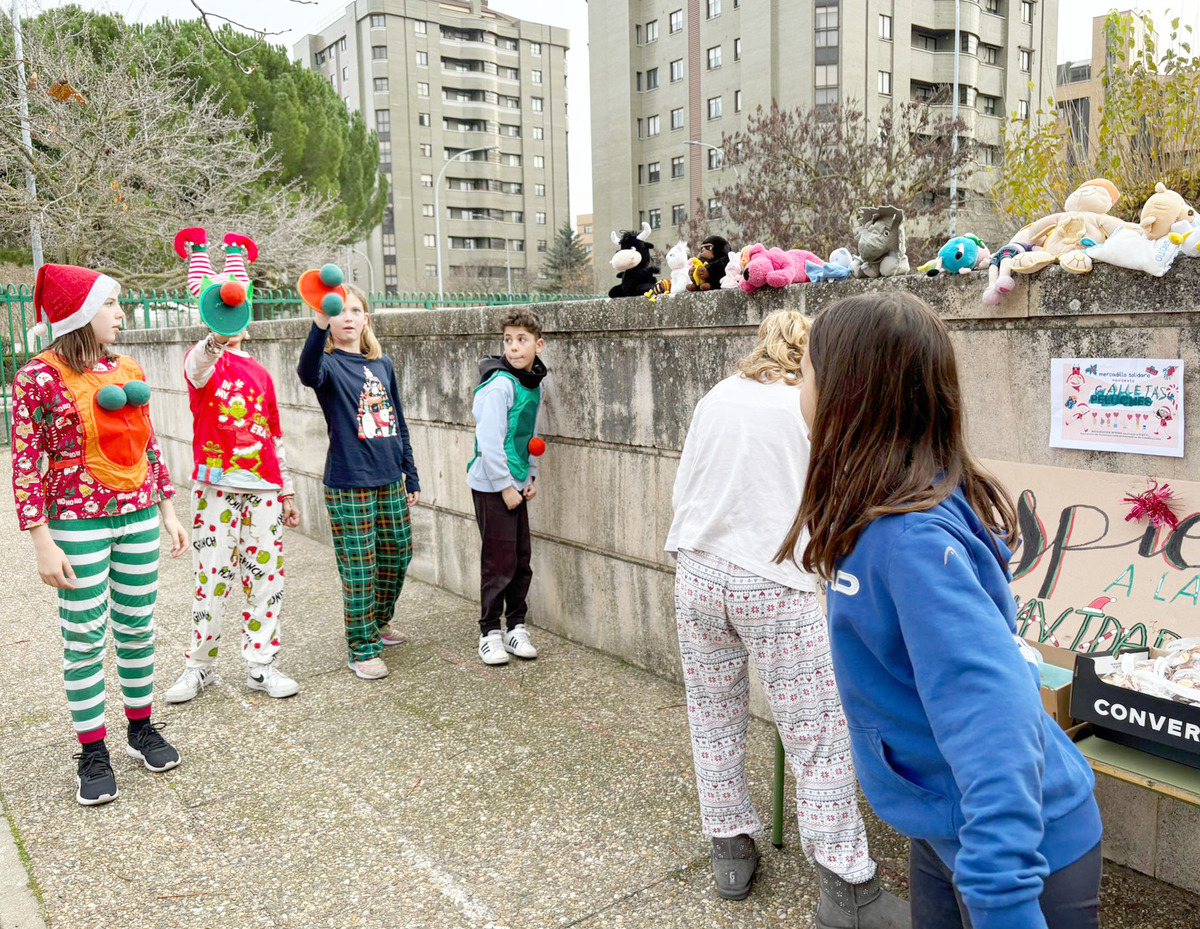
161, 228, 302, 705
11, 263, 189, 807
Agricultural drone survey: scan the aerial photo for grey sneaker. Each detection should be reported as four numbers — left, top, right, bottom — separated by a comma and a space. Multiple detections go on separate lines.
711, 834, 759, 900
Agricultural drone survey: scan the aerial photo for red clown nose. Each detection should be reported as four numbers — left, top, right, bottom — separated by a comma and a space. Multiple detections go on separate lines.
528, 437, 546, 456
220, 280, 246, 306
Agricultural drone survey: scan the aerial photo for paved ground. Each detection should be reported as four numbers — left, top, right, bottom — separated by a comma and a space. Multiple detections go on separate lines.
1, 453, 1199, 929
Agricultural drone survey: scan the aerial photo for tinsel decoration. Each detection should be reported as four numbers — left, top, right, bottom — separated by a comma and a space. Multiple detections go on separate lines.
1122, 480, 1180, 530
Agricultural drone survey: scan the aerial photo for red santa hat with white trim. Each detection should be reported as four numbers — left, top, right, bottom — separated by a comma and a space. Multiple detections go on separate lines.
30, 263, 120, 344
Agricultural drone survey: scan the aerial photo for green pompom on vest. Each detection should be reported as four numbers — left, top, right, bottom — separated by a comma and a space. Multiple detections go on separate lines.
468, 370, 541, 481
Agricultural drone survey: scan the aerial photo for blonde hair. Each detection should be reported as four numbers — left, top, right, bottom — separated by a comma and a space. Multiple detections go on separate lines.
735, 310, 810, 385
324, 283, 383, 360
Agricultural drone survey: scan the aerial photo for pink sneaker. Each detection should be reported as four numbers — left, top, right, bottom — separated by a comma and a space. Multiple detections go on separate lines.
378, 624, 407, 647
346, 657, 389, 680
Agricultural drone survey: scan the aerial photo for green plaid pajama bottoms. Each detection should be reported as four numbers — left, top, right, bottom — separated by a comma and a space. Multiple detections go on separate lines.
48, 508, 161, 744
324, 482, 413, 661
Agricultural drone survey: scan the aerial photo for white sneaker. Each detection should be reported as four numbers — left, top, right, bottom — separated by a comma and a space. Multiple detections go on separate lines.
163, 666, 215, 704
246, 660, 299, 698
478, 631, 510, 665
503, 624, 538, 659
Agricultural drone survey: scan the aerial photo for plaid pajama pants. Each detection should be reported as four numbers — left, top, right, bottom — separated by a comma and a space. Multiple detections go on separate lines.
324, 482, 412, 661
674, 548, 874, 883
49, 508, 161, 744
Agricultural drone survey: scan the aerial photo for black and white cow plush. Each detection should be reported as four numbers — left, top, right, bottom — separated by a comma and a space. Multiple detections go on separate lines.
608, 222, 660, 298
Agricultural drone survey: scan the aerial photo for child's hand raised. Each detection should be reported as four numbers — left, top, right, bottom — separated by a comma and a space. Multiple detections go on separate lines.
282, 496, 301, 528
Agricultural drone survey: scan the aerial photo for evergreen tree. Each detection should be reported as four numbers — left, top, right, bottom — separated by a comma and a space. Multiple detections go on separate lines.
539, 220, 592, 293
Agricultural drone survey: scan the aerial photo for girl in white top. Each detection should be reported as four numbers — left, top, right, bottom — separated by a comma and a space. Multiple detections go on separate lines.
665, 311, 908, 929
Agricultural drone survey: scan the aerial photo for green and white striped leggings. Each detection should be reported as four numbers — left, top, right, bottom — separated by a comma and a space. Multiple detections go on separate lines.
48, 508, 161, 744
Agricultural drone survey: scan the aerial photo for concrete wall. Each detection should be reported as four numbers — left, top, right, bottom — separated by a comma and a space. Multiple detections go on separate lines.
123, 259, 1200, 892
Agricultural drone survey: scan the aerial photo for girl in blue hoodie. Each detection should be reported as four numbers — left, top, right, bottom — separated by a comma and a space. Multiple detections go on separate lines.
777, 292, 1102, 929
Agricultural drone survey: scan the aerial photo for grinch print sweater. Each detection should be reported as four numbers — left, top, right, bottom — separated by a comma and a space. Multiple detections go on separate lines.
10, 354, 174, 531
296, 322, 420, 491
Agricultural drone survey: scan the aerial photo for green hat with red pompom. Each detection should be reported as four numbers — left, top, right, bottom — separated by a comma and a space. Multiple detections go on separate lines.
198, 275, 253, 336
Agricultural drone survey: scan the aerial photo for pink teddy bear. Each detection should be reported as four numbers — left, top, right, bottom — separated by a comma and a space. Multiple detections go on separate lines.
739, 243, 822, 293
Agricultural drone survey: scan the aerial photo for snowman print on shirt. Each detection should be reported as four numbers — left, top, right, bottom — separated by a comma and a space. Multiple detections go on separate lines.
357, 367, 398, 440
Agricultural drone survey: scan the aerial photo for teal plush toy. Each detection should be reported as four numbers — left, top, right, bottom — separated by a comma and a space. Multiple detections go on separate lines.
920, 235, 991, 276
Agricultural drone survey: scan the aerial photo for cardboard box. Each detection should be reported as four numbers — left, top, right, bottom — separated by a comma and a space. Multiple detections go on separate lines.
1070, 653, 1200, 770
1031, 640, 1080, 730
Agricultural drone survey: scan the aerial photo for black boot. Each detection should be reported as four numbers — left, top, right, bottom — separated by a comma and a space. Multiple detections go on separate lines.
815, 862, 911, 929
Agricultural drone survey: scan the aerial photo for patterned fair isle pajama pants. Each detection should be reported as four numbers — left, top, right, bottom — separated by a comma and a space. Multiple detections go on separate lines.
674, 548, 875, 882
49, 509, 161, 744
324, 482, 412, 662
188, 485, 285, 668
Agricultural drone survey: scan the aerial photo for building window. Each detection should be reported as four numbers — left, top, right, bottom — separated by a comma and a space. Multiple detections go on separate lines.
417, 82, 429, 96
340, 66, 348, 80
316, 51, 325, 65
1021, 0, 1033, 23
535, 183, 546, 196
414, 20, 427, 34
645, 20, 659, 43
339, 37, 346, 51
534, 155, 545, 168
532, 69, 543, 84
671, 155, 685, 178
374, 108, 390, 134
707, 46, 722, 69
815, 6, 838, 48
421, 174, 433, 187
707, 148, 722, 170
986, 0, 999, 12
982, 95, 999, 115
980, 144, 1002, 166
671, 107, 684, 129
961, 32, 980, 55
707, 95, 722, 119
532, 97, 544, 112
533, 126, 544, 139
330, 73, 336, 88
418, 112, 431, 127
670, 10, 683, 33
878, 70, 892, 95
648, 208, 662, 229
735, 89, 742, 111
672, 204, 687, 225
646, 67, 659, 89
983, 45, 998, 64
959, 84, 976, 107
420, 143, 432, 157
707, 0, 722, 19
423, 234, 435, 247
670, 59, 684, 82
374, 77, 389, 92
879, 14, 892, 39
415, 51, 428, 68
1020, 48, 1031, 72
422, 204, 434, 217
1018, 99, 1030, 120
648, 161, 661, 183
500, 153, 521, 166
372, 45, 387, 59
531, 41, 542, 55
370, 13, 385, 27
537, 240, 548, 252
708, 197, 722, 218
815, 64, 838, 88
734, 37, 741, 60
535, 212, 546, 224
647, 114, 660, 136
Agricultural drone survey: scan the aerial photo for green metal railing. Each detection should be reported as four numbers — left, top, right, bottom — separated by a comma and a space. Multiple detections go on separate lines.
0, 284, 601, 446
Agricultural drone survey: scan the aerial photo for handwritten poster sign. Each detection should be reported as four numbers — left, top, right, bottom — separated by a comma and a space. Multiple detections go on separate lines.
1049, 358, 1184, 458
983, 460, 1200, 653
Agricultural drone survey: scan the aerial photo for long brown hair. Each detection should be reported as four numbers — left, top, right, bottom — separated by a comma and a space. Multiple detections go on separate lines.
48, 326, 114, 375
324, 284, 383, 360
775, 291, 1016, 580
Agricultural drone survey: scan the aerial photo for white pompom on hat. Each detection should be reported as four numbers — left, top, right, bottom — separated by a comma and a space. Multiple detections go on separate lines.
30, 263, 120, 344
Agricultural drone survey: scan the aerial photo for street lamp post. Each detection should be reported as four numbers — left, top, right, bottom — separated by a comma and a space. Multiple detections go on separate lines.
949, 0, 961, 236
11, 1, 44, 271
435, 146, 495, 302
344, 243, 376, 294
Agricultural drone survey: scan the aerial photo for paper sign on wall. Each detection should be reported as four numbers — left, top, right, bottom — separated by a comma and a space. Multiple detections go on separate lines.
1049, 358, 1184, 458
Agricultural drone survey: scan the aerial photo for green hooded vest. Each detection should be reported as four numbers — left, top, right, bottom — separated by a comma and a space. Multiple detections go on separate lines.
468, 369, 541, 482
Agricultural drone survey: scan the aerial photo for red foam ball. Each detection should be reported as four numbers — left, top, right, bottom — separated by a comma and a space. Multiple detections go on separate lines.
528, 437, 546, 457
220, 280, 246, 306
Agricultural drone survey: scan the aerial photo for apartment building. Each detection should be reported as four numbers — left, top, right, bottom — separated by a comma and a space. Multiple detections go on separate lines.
295, 0, 570, 293
588, 0, 1057, 274
576, 212, 594, 264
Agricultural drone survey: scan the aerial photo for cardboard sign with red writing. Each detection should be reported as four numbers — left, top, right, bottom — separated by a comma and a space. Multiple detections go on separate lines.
982, 459, 1200, 652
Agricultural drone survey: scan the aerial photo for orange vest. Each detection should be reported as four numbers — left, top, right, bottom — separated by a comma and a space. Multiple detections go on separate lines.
38, 352, 153, 493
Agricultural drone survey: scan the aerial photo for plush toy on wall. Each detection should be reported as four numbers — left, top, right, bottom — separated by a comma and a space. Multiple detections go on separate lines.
1139, 182, 1197, 240
1085, 225, 1180, 277
608, 222, 660, 299
804, 248, 854, 283
920, 235, 991, 276
851, 206, 910, 278
720, 245, 750, 290
740, 244, 822, 293
1169, 219, 1200, 258
686, 236, 732, 291
664, 241, 692, 296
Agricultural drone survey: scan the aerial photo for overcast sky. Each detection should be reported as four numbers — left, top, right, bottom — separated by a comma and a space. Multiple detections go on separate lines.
29, 0, 1200, 218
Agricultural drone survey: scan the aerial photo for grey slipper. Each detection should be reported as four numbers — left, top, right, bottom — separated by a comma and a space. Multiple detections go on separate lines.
711, 834, 759, 900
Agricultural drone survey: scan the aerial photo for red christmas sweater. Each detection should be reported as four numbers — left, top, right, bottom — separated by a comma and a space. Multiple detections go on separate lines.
10, 354, 174, 531
186, 345, 283, 487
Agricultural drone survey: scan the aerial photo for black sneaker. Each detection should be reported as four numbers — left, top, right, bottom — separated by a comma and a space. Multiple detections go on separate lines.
73, 747, 118, 806
125, 722, 181, 772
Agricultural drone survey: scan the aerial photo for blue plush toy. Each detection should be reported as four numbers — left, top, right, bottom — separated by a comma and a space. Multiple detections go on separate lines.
804, 247, 854, 283
921, 235, 991, 276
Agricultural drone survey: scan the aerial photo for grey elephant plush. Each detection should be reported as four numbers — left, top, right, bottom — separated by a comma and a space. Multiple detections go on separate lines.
851, 206, 910, 278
